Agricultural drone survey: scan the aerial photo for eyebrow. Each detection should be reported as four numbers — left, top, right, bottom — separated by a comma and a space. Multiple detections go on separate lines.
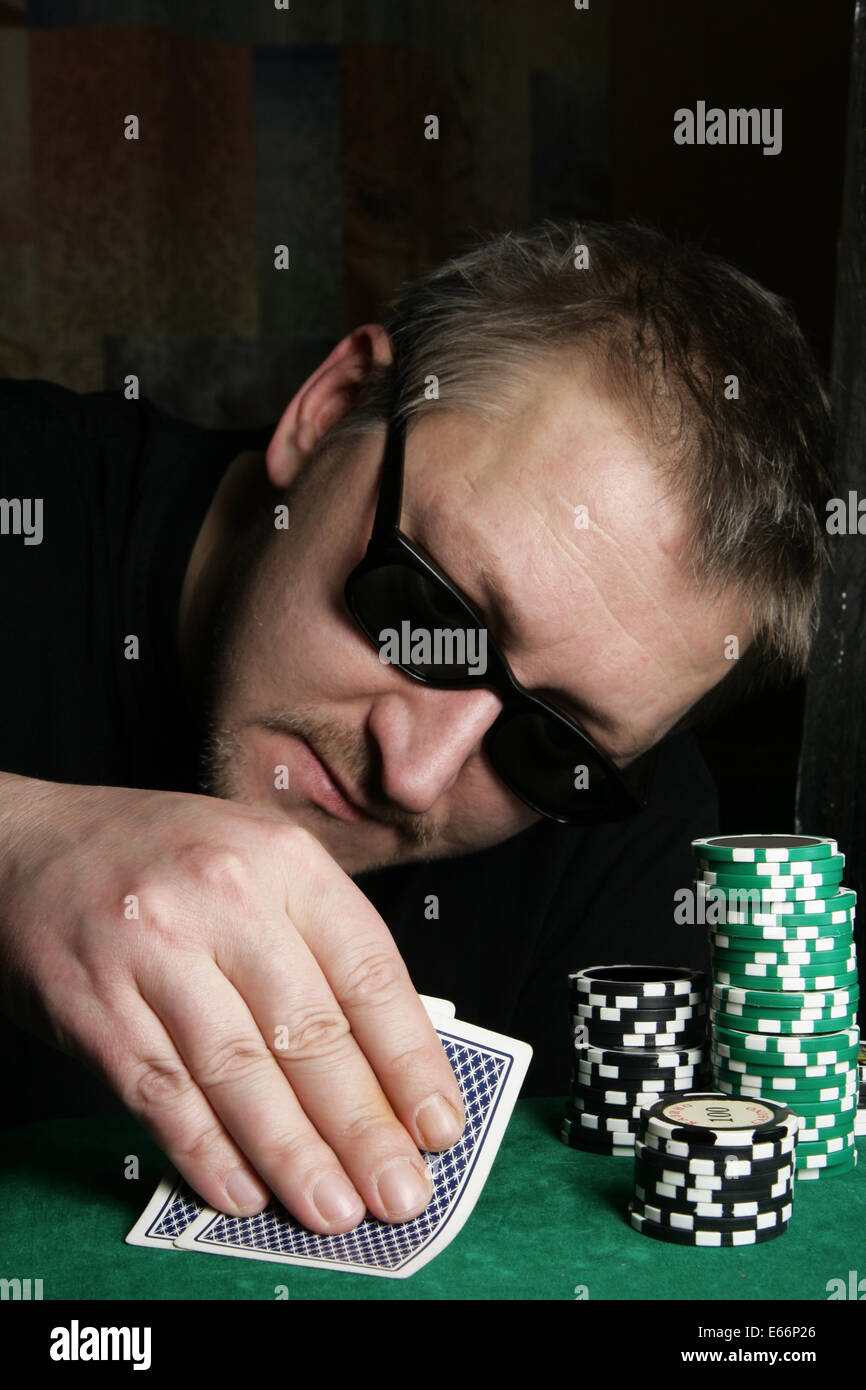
471, 565, 617, 727
407, 495, 623, 745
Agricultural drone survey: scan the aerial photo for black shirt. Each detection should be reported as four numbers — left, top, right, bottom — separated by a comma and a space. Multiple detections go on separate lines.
0, 379, 717, 1120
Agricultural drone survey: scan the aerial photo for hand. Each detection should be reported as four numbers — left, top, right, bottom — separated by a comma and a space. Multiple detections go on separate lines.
0, 773, 465, 1233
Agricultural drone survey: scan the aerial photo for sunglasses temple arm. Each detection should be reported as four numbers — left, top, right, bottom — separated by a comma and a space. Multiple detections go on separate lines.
370, 414, 407, 547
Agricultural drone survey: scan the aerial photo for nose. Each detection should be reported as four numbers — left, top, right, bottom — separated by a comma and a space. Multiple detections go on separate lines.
367, 683, 504, 814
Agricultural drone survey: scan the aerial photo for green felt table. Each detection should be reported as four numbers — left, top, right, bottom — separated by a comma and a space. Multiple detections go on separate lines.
2, 1100, 863, 1301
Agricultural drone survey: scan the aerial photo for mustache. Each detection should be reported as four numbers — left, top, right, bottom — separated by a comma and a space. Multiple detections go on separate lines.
210, 708, 440, 852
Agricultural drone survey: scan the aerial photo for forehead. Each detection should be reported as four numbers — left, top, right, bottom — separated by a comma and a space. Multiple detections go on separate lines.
398, 357, 744, 756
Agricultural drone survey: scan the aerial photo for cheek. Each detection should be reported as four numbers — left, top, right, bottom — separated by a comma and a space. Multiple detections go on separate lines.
239, 528, 356, 689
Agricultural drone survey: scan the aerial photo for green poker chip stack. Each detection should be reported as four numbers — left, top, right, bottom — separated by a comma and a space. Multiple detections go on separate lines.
692, 834, 861, 1180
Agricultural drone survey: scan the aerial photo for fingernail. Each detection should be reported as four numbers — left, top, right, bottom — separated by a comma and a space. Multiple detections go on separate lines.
225, 1168, 270, 1213
376, 1158, 431, 1220
313, 1172, 365, 1225
415, 1093, 465, 1149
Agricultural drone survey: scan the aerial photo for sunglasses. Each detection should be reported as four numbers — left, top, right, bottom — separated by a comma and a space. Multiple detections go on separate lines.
344, 410, 656, 824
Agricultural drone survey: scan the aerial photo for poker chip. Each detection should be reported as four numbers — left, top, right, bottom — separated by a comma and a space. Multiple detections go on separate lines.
575, 995, 706, 1017
711, 1055, 855, 1083
712, 1023, 859, 1056
777, 1092, 856, 1117
692, 835, 838, 864
627, 1206, 790, 1246
559, 1117, 636, 1155
795, 1147, 858, 1178
574, 1041, 705, 1069
574, 1061, 700, 1088
573, 993, 706, 1015
723, 902, 856, 927
711, 1005, 858, 1030
698, 875, 844, 900
569, 965, 706, 1000
635, 1154, 795, 1195
645, 1168, 796, 1197
640, 1125, 796, 1162
697, 853, 845, 879
710, 919, 855, 943
797, 1120, 854, 1143
712, 1038, 859, 1068
573, 1023, 706, 1046
722, 1067, 856, 1100
575, 1025, 707, 1049
711, 990, 858, 1015
630, 1194, 792, 1232
711, 1008, 858, 1035
634, 1137, 793, 1180
710, 938, 854, 964
711, 945, 856, 971
712, 979, 858, 1005
642, 1093, 798, 1147
711, 1041, 856, 1070
636, 1169, 795, 1204
571, 1082, 694, 1111
574, 1002, 705, 1025
635, 1186, 793, 1219
572, 1000, 706, 1023
713, 967, 858, 993
796, 1132, 855, 1159
705, 889, 858, 920
568, 1110, 641, 1137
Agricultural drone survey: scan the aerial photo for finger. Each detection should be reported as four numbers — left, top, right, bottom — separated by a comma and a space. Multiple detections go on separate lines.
140, 956, 378, 1233
63, 988, 274, 1221
224, 923, 438, 1224
283, 854, 466, 1150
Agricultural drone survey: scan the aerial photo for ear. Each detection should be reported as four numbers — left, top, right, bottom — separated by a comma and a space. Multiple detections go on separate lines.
264, 324, 394, 489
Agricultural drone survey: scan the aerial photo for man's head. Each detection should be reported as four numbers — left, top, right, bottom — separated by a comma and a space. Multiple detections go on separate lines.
190, 220, 833, 875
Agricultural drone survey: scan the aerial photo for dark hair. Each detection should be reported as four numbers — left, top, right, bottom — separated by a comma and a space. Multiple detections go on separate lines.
325, 219, 835, 685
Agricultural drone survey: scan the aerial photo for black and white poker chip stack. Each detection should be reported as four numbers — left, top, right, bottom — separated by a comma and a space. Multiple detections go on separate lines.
628, 1091, 798, 1246
562, 965, 708, 1156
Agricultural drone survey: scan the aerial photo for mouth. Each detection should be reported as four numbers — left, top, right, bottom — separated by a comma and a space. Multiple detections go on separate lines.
290, 734, 381, 825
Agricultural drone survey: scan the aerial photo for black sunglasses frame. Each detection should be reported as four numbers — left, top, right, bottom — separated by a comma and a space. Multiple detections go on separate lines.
343, 410, 656, 824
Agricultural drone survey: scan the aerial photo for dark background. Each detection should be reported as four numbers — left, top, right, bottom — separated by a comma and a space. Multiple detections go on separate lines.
0, 0, 856, 829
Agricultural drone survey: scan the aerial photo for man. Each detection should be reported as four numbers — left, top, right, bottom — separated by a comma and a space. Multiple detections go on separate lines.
0, 220, 833, 1234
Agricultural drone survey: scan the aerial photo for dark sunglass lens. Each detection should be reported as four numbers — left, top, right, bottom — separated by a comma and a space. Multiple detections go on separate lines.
486, 708, 629, 821
350, 564, 487, 679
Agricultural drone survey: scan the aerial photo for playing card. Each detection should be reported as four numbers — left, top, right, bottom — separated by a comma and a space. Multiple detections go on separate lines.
418, 993, 456, 1021
125, 1170, 204, 1252
125, 993, 457, 1254
127, 999, 530, 1277
174, 1016, 531, 1277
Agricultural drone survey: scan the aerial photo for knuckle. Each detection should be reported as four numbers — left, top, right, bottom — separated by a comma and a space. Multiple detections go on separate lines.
173, 1118, 228, 1168
278, 1006, 351, 1061
340, 1101, 398, 1149
133, 881, 182, 940
184, 845, 252, 905
271, 821, 322, 864
381, 1036, 440, 1083
198, 1036, 274, 1088
337, 947, 403, 1006
131, 1054, 195, 1112
255, 1127, 325, 1174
